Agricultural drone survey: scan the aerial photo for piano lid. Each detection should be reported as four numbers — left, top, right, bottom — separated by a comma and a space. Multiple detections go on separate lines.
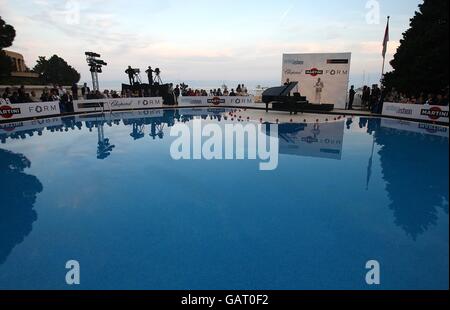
262, 82, 298, 97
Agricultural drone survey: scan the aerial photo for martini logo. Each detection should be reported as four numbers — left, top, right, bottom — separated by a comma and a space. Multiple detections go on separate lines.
421, 107, 448, 120
0, 105, 21, 119
207, 97, 225, 106
305, 68, 323, 77
0, 121, 23, 132
419, 123, 448, 134
302, 136, 319, 144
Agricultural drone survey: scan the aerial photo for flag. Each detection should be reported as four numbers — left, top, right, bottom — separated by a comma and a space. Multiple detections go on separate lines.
382, 16, 390, 58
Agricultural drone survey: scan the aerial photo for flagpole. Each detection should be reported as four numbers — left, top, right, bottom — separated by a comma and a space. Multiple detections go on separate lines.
381, 16, 390, 83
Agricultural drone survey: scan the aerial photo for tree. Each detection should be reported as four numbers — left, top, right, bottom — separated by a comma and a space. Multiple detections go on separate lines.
0, 16, 16, 49
0, 17, 16, 76
383, 0, 449, 96
0, 51, 12, 76
33, 55, 81, 85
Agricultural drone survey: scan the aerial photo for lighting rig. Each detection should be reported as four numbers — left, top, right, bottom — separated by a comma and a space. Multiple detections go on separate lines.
85, 52, 107, 91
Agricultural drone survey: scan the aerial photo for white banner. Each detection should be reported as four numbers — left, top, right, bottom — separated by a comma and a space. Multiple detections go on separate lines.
382, 102, 449, 123
380, 118, 449, 138
0, 99, 61, 121
0, 116, 63, 135
282, 53, 351, 109
179, 107, 230, 116
178, 96, 255, 107
73, 97, 164, 113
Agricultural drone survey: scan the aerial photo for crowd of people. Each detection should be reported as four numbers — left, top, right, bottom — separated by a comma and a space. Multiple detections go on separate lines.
1, 85, 42, 104
177, 84, 249, 97
3, 82, 449, 115
346, 84, 449, 112
1, 83, 250, 105
383, 87, 449, 106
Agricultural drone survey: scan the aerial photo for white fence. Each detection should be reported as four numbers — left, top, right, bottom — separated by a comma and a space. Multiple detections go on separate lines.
1, 96, 256, 121
0, 99, 60, 121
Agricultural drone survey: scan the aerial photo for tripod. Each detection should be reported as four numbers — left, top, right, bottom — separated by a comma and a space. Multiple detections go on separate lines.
153, 72, 163, 84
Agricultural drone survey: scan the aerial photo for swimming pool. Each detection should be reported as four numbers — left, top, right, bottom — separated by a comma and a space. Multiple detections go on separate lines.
0, 108, 448, 290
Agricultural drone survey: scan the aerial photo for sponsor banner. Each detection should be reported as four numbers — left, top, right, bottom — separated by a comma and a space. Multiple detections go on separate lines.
179, 107, 229, 116
73, 97, 164, 113
0, 99, 61, 121
380, 118, 449, 138
282, 53, 352, 109
261, 121, 345, 160
109, 109, 164, 121
178, 96, 255, 107
382, 102, 449, 123
75, 109, 165, 123
0, 116, 63, 135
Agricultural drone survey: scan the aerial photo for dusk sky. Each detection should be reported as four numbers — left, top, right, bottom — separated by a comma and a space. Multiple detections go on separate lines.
1, 0, 422, 88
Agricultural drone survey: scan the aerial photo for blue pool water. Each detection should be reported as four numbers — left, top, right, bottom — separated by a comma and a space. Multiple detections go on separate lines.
0, 108, 448, 290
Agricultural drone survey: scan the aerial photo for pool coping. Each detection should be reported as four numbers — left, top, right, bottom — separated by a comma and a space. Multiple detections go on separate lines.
0, 105, 449, 127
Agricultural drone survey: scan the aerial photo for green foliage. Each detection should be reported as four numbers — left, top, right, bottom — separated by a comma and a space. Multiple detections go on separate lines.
0, 50, 13, 76
0, 17, 16, 76
383, 0, 449, 95
33, 55, 80, 85
0, 16, 16, 49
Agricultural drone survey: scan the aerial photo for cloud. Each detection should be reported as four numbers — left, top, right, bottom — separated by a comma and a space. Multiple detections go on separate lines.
357, 40, 400, 55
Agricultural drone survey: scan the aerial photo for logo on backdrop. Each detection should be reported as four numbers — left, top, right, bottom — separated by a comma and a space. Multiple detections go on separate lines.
421, 107, 449, 120
284, 59, 304, 65
0, 105, 21, 119
207, 97, 226, 106
305, 68, 323, 77
304, 68, 348, 77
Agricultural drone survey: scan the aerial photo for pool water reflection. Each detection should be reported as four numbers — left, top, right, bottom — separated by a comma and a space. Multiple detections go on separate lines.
0, 108, 448, 290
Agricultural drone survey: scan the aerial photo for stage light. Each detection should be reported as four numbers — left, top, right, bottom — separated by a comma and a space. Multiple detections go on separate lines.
85, 51, 107, 91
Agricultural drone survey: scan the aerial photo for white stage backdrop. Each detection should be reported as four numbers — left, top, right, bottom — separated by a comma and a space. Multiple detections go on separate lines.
282, 53, 352, 109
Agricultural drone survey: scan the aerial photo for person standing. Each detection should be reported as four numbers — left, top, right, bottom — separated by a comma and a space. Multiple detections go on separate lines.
236, 84, 242, 95
71, 83, 79, 100
81, 83, 90, 99
314, 78, 324, 103
348, 85, 356, 110
362, 86, 370, 108
146, 66, 154, 85
242, 84, 247, 95
174, 85, 180, 104
125, 66, 135, 85
18, 85, 27, 103
370, 84, 381, 112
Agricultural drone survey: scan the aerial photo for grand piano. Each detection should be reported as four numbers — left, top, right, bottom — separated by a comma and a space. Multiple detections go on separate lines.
262, 82, 334, 113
